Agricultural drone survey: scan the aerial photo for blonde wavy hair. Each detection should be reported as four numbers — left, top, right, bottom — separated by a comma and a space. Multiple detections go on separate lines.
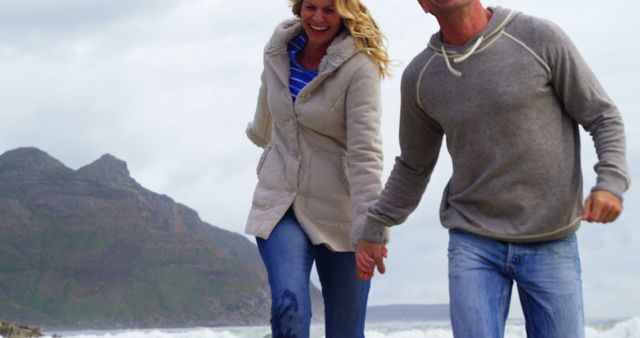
290, 0, 391, 78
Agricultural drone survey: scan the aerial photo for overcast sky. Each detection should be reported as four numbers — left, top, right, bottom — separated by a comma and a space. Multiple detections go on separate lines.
0, 0, 638, 320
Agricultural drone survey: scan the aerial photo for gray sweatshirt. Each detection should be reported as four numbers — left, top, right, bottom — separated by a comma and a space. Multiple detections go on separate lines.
357, 7, 630, 244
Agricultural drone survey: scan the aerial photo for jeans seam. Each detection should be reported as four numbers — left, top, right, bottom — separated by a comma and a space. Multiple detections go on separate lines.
505, 243, 513, 275
497, 277, 509, 337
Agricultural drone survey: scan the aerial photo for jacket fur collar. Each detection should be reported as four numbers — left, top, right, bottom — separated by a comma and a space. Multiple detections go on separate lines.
264, 18, 359, 74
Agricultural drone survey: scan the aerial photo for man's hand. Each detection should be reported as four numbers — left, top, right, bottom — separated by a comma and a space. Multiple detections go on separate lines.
355, 240, 387, 281
582, 190, 623, 223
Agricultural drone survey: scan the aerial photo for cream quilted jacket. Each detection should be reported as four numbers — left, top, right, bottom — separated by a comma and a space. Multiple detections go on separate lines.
245, 18, 384, 252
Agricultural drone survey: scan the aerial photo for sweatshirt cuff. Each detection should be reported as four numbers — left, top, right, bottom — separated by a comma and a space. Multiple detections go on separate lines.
354, 215, 388, 244
592, 169, 630, 201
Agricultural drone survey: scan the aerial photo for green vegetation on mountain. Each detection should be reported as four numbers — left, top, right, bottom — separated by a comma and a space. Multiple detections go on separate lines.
0, 147, 292, 329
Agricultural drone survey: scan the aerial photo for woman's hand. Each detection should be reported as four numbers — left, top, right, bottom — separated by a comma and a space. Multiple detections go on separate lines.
355, 240, 387, 280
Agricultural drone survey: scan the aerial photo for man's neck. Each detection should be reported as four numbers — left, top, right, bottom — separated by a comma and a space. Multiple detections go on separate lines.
435, 3, 492, 46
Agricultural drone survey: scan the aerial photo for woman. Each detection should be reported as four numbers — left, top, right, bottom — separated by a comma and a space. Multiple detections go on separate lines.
245, 0, 389, 336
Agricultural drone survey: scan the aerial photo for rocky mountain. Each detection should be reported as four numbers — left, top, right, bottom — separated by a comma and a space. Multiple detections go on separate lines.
0, 147, 322, 330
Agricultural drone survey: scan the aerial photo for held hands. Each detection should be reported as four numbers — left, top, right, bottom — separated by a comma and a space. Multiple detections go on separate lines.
355, 240, 387, 280
582, 190, 623, 223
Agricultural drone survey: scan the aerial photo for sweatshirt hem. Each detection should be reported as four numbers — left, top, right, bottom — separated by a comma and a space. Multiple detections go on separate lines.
444, 216, 582, 243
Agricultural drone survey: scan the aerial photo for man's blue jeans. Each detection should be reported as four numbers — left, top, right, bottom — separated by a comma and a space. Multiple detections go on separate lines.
448, 229, 585, 338
256, 209, 370, 338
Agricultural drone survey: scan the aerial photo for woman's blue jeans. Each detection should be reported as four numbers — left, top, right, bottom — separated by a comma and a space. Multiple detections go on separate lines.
256, 208, 370, 338
448, 229, 585, 338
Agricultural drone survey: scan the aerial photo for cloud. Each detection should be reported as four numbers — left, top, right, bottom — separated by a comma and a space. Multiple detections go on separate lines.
0, 0, 638, 319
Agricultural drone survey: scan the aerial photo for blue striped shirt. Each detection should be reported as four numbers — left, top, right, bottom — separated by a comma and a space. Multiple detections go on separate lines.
288, 34, 318, 102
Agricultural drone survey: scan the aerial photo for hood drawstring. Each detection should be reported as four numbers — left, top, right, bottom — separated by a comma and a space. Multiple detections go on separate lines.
434, 9, 515, 77
441, 35, 484, 78
441, 46, 462, 77
454, 35, 484, 63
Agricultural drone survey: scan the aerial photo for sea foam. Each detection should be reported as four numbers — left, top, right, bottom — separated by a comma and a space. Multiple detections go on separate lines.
43, 316, 640, 338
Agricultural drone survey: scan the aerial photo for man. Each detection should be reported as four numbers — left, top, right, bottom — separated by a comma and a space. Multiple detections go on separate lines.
353, 1, 630, 337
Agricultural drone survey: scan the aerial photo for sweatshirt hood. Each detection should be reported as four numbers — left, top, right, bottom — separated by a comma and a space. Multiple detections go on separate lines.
428, 6, 518, 77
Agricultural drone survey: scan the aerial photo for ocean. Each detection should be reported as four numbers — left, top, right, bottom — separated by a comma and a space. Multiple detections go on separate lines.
42, 317, 640, 338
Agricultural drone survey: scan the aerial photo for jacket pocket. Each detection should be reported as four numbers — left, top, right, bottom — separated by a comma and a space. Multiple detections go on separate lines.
304, 150, 351, 227
251, 144, 284, 210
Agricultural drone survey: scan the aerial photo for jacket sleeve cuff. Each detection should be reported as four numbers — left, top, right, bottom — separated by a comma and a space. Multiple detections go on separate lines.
592, 169, 630, 201
246, 122, 268, 148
